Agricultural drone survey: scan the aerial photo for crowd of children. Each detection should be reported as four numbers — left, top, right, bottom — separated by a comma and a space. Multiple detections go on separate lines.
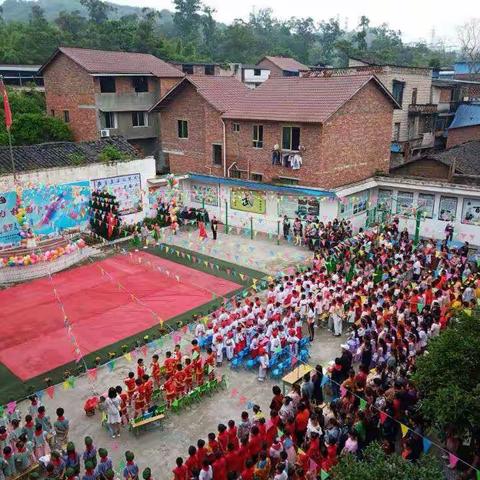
168, 218, 479, 479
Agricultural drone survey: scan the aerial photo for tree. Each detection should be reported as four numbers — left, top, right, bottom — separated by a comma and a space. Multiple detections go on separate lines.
457, 19, 480, 75
200, 5, 217, 59
413, 311, 480, 439
172, 0, 202, 43
318, 18, 344, 65
55, 10, 89, 38
79, 0, 114, 24
356, 15, 370, 51
331, 442, 443, 480
0, 113, 73, 145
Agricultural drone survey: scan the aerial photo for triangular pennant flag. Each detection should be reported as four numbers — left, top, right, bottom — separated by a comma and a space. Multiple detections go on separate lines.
379, 411, 387, 424
476, 470, 480, 480
68, 376, 75, 388
124, 352, 132, 362
449, 453, 458, 468
63, 380, 71, 390
107, 360, 116, 372
423, 437, 432, 453
207, 365, 214, 374
359, 398, 367, 411
7, 401, 16, 414
230, 388, 238, 398
141, 345, 148, 357
400, 423, 409, 437
46, 385, 55, 399
340, 386, 347, 397
308, 459, 317, 473
277, 427, 284, 438
87, 368, 97, 381
238, 395, 247, 405
320, 469, 329, 480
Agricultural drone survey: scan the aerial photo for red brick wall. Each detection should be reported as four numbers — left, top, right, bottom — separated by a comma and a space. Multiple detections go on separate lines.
447, 125, 480, 148
256, 58, 283, 78
159, 83, 224, 176
224, 80, 393, 189
160, 78, 182, 97
43, 53, 98, 141
319, 81, 393, 187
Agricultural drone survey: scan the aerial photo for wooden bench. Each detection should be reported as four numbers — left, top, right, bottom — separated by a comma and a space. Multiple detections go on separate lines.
11, 462, 40, 480
129, 413, 165, 437
282, 364, 313, 395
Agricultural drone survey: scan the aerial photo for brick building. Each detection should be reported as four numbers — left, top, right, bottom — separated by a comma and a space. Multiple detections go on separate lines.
152, 73, 398, 190
149, 75, 248, 175
222, 75, 399, 189
306, 57, 436, 161
256, 56, 308, 78
446, 103, 480, 148
39, 47, 184, 156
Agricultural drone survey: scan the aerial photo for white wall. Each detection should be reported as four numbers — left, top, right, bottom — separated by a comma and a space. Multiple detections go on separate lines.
243, 68, 270, 84
0, 157, 157, 225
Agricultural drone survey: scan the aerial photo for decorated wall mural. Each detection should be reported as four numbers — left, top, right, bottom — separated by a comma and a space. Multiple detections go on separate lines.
230, 188, 266, 214
0, 181, 90, 245
191, 183, 219, 206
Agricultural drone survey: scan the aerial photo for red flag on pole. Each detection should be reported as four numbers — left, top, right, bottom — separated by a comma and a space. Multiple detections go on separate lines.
0, 78, 12, 130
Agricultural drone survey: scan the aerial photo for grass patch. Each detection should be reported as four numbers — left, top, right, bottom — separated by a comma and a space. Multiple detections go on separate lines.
0, 246, 266, 404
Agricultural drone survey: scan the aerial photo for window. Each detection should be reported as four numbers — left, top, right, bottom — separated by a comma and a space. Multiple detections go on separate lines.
439, 196, 457, 221
99, 76, 116, 93
275, 177, 299, 185
411, 87, 418, 105
230, 169, 243, 179
283, 70, 299, 77
50, 109, 55, 117
396, 191, 414, 216
339, 191, 369, 218
252, 125, 263, 148
63, 110, 70, 123
251, 173, 263, 182
377, 189, 393, 212
132, 76, 149, 93
393, 122, 401, 141
212, 144, 222, 166
282, 126, 301, 151
182, 64, 194, 74
204, 65, 215, 75
392, 80, 405, 106
132, 111, 148, 127
177, 120, 188, 138
462, 198, 480, 225
232, 123, 240, 132
102, 112, 117, 129
253, 68, 261, 76
418, 193, 435, 218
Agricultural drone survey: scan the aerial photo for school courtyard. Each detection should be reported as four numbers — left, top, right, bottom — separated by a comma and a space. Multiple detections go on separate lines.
1, 230, 341, 479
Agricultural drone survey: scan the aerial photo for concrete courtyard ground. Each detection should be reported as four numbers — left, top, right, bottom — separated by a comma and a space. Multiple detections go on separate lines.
13, 232, 342, 480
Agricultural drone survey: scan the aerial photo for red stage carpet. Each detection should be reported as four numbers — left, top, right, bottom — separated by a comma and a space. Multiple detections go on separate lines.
0, 252, 241, 380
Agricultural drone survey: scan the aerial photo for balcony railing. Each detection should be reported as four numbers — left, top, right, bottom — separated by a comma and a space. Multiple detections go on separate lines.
408, 103, 438, 115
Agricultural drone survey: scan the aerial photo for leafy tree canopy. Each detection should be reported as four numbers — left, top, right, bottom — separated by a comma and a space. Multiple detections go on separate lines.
0, 0, 458, 67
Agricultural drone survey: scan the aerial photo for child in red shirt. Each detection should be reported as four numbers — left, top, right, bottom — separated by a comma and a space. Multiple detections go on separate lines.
224, 443, 241, 476
241, 459, 255, 480
124, 372, 136, 402
195, 439, 207, 467
136, 359, 145, 380
227, 420, 239, 449
195, 358, 204, 386
207, 432, 220, 455
174, 364, 186, 397
150, 354, 161, 389
212, 451, 227, 480
164, 352, 176, 379
248, 425, 262, 458
184, 358, 194, 393
172, 457, 188, 480
142, 374, 153, 408
174, 344, 182, 364
217, 424, 229, 452
185, 446, 198, 477
205, 347, 215, 381
163, 377, 176, 407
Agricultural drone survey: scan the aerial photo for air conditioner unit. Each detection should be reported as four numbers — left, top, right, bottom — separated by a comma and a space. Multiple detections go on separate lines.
100, 129, 110, 138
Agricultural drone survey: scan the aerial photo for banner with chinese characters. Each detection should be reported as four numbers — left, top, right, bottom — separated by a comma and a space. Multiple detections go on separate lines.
230, 188, 266, 214
191, 183, 219, 206
0, 182, 90, 245
91, 174, 142, 216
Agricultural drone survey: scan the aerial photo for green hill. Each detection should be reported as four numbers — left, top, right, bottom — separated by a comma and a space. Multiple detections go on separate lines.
0, 0, 174, 23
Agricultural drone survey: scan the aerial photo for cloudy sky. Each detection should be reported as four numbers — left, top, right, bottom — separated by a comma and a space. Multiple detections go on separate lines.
113, 0, 471, 46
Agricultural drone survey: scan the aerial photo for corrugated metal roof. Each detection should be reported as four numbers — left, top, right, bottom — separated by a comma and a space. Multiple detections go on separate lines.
188, 173, 336, 197
449, 103, 480, 129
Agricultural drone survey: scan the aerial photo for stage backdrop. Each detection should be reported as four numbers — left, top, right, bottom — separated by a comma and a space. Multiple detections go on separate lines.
0, 181, 90, 245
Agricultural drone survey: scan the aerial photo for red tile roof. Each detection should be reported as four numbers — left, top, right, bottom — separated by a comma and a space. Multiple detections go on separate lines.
150, 75, 249, 113
223, 75, 398, 123
259, 56, 308, 72
40, 47, 184, 78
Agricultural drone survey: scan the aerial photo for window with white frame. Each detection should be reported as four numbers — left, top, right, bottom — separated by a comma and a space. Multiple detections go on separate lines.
253, 125, 263, 148
102, 111, 117, 129
396, 191, 414, 216
282, 126, 301, 151
132, 111, 148, 127
418, 193, 435, 219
